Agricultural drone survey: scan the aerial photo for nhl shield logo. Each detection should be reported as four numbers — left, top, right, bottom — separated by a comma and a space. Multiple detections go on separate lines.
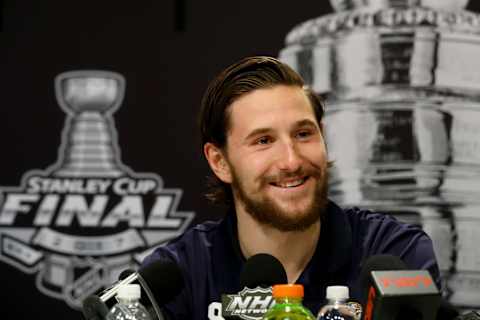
222, 287, 275, 320
0, 70, 194, 309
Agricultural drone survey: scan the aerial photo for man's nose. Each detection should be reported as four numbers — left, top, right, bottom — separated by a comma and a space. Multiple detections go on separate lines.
277, 141, 303, 172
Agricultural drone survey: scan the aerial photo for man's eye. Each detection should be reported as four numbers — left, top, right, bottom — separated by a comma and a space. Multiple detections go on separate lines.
296, 130, 312, 139
256, 137, 272, 145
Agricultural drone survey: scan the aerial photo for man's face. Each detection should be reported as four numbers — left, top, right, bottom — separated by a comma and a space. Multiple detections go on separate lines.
223, 85, 328, 231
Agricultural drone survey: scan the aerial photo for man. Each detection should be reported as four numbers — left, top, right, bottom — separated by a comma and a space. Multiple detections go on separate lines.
142, 56, 441, 319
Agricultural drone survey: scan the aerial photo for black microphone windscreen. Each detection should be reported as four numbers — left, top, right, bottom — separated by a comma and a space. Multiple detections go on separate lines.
139, 260, 185, 304
82, 295, 109, 320
239, 253, 287, 289
358, 255, 407, 303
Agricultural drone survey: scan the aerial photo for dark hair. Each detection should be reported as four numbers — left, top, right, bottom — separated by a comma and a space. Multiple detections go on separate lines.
199, 56, 326, 206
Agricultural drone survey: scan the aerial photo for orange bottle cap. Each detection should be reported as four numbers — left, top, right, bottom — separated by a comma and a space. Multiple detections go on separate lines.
272, 284, 304, 298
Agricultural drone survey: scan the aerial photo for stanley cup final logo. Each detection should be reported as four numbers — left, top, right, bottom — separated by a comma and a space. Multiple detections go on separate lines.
0, 71, 194, 309
280, 0, 480, 309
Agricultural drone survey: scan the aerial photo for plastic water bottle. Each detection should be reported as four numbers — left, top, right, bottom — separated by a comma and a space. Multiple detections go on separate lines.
106, 284, 152, 320
316, 286, 359, 320
263, 284, 316, 320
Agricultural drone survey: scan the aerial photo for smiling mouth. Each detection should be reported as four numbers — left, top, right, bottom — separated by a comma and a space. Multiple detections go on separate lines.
270, 177, 308, 188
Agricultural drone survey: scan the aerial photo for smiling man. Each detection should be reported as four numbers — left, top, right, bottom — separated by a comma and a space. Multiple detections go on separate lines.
142, 56, 441, 320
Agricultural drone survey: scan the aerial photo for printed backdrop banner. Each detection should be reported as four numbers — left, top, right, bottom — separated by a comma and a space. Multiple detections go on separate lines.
1, 1, 480, 319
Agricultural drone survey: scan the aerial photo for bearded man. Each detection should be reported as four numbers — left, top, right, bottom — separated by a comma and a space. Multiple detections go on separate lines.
142, 56, 441, 320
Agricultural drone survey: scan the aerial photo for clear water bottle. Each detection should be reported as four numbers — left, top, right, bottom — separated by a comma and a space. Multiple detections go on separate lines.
317, 286, 359, 320
106, 284, 152, 320
263, 284, 316, 320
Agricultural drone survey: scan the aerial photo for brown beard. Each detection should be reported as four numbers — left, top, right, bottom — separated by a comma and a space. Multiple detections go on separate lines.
231, 167, 328, 232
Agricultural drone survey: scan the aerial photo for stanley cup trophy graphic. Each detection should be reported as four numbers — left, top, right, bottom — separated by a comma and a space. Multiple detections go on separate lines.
53, 70, 126, 177
280, 0, 480, 309
0, 69, 194, 309
39, 71, 130, 306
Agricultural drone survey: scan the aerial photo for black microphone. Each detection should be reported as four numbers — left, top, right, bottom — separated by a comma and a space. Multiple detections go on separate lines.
82, 294, 109, 320
82, 261, 183, 320
359, 255, 441, 320
222, 253, 287, 319
108, 266, 176, 320
358, 254, 408, 306
100, 261, 184, 304
116, 268, 157, 312
239, 253, 288, 289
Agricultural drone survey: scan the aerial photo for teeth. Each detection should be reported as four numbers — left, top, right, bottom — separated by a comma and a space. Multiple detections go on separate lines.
276, 178, 305, 188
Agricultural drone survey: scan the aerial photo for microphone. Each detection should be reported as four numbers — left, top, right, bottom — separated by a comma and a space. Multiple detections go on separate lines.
359, 255, 441, 320
116, 269, 156, 312
239, 253, 288, 289
100, 260, 184, 304
358, 254, 408, 306
82, 295, 109, 320
222, 253, 287, 319
82, 260, 183, 320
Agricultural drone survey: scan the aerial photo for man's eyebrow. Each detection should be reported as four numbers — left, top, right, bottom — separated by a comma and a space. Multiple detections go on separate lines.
243, 119, 319, 142
244, 127, 272, 142
294, 119, 319, 128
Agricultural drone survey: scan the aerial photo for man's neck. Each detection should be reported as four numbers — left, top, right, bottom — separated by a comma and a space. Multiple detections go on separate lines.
235, 206, 321, 284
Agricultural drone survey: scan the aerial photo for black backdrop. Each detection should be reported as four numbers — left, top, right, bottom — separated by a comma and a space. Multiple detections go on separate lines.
2, 1, 480, 319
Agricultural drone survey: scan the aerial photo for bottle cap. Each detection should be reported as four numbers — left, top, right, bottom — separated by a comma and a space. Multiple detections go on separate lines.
272, 284, 304, 298
326, 286, 349, 300
117, 284, 141, 300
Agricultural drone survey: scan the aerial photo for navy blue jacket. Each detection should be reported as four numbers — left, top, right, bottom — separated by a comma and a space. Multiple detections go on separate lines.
142, 200, 441, 319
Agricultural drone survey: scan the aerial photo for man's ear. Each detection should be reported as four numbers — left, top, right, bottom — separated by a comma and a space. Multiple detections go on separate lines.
203, 142, 232, 183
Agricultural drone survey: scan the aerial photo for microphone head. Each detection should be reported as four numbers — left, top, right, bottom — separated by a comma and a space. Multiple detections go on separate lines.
139, 260, 185, 304
358, 255, 407, 303
239, 253, 287, 289
82, 295, 109, 320
359, 255, 441, 320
